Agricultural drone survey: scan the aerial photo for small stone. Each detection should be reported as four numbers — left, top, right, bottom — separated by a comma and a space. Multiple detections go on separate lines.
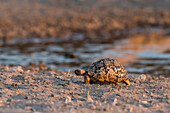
166, 95, 170, 99
54, 94, 59, 98
40, 61, 46, 67
112, 98, 117, 106
91, 105, 96, 109
153, 103, 160, 107
25, 96, 28, 99
21, 82, 25, 84
141, 101, 148, 104
51, 74, 55, 77
33, 86, 37, 90
65, 96, 72, 103
107, 86, 111, 89
41, 79, 46, 84
158, 75, 165, 80
129, 107, 133, 112
63, 84, 68, 87
11, 66, 23, 72
143, 94, 146, 97
168, 100, 170, 104
49, 94, 54, 97
24, 70, 30, 74
0, 103, 3, 106
4, 66, 9, 71
68, 81, 73, 85
150, 92, 159, 97
138, 104, 143, 107
86, 91, 93, 103
12, 83, 17, 87
103, 107, 109, 112
15, 90, 19, 94
25, 106, 32, 111
7, 99, 12, 102
138, 74, 147, 81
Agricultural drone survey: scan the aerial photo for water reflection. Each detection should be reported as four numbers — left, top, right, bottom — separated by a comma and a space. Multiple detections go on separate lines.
0, 33, 170, 76
124, 33, 170, 76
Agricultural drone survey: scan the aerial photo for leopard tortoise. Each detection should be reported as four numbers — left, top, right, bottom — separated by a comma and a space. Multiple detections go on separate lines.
75, 58, 130, 85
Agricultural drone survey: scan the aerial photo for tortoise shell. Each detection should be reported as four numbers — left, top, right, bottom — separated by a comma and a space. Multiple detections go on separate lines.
75, 58, 130, 85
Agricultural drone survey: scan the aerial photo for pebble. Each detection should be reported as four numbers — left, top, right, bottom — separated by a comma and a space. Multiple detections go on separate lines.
103, 107, 109, 112
112, 98, 117, 106
138, 74, 147, 81
141, 101, 148, 104
150, 92, 159, 97
129, 107, 133, 112
25, 106, 32, 111
15, 90, 19, 94
54, 94, 60, 98
86, 91, 94, 103
91, 105, 96, 109
24, 70, 30, 74
4, 66, 9, 71
165, 95, 170, 99
65, 96, 72, 103
10, 66, 23, 72
11, 83, 18, 87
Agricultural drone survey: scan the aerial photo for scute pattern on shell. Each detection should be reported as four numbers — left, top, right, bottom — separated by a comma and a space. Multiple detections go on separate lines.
86, 58, 128, 83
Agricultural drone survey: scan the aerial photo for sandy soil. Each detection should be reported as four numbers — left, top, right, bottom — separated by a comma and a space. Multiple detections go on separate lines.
0, 64, 169, 113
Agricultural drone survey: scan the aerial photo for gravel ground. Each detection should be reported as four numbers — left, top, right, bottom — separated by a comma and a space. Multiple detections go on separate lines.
0, 64, 169, 113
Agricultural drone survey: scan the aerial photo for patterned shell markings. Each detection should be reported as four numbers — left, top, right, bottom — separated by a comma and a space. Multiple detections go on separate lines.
86, 58, 128, 83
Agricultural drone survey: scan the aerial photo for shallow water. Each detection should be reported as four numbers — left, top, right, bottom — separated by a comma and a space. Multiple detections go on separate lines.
0, 33, 170, 76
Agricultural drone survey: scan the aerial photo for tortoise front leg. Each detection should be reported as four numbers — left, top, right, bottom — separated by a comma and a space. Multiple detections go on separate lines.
84, 76, 90, 84
123, 79, 130, 85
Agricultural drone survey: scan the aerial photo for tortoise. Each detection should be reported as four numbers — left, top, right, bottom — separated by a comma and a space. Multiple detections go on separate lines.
75, 58, 130, 85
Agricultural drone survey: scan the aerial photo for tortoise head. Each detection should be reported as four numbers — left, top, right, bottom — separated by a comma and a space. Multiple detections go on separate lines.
75, 69, 91, 84
74, 69, 86, 76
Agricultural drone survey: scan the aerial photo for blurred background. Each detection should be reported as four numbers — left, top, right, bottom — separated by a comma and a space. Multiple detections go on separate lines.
0, 0, 170, 76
